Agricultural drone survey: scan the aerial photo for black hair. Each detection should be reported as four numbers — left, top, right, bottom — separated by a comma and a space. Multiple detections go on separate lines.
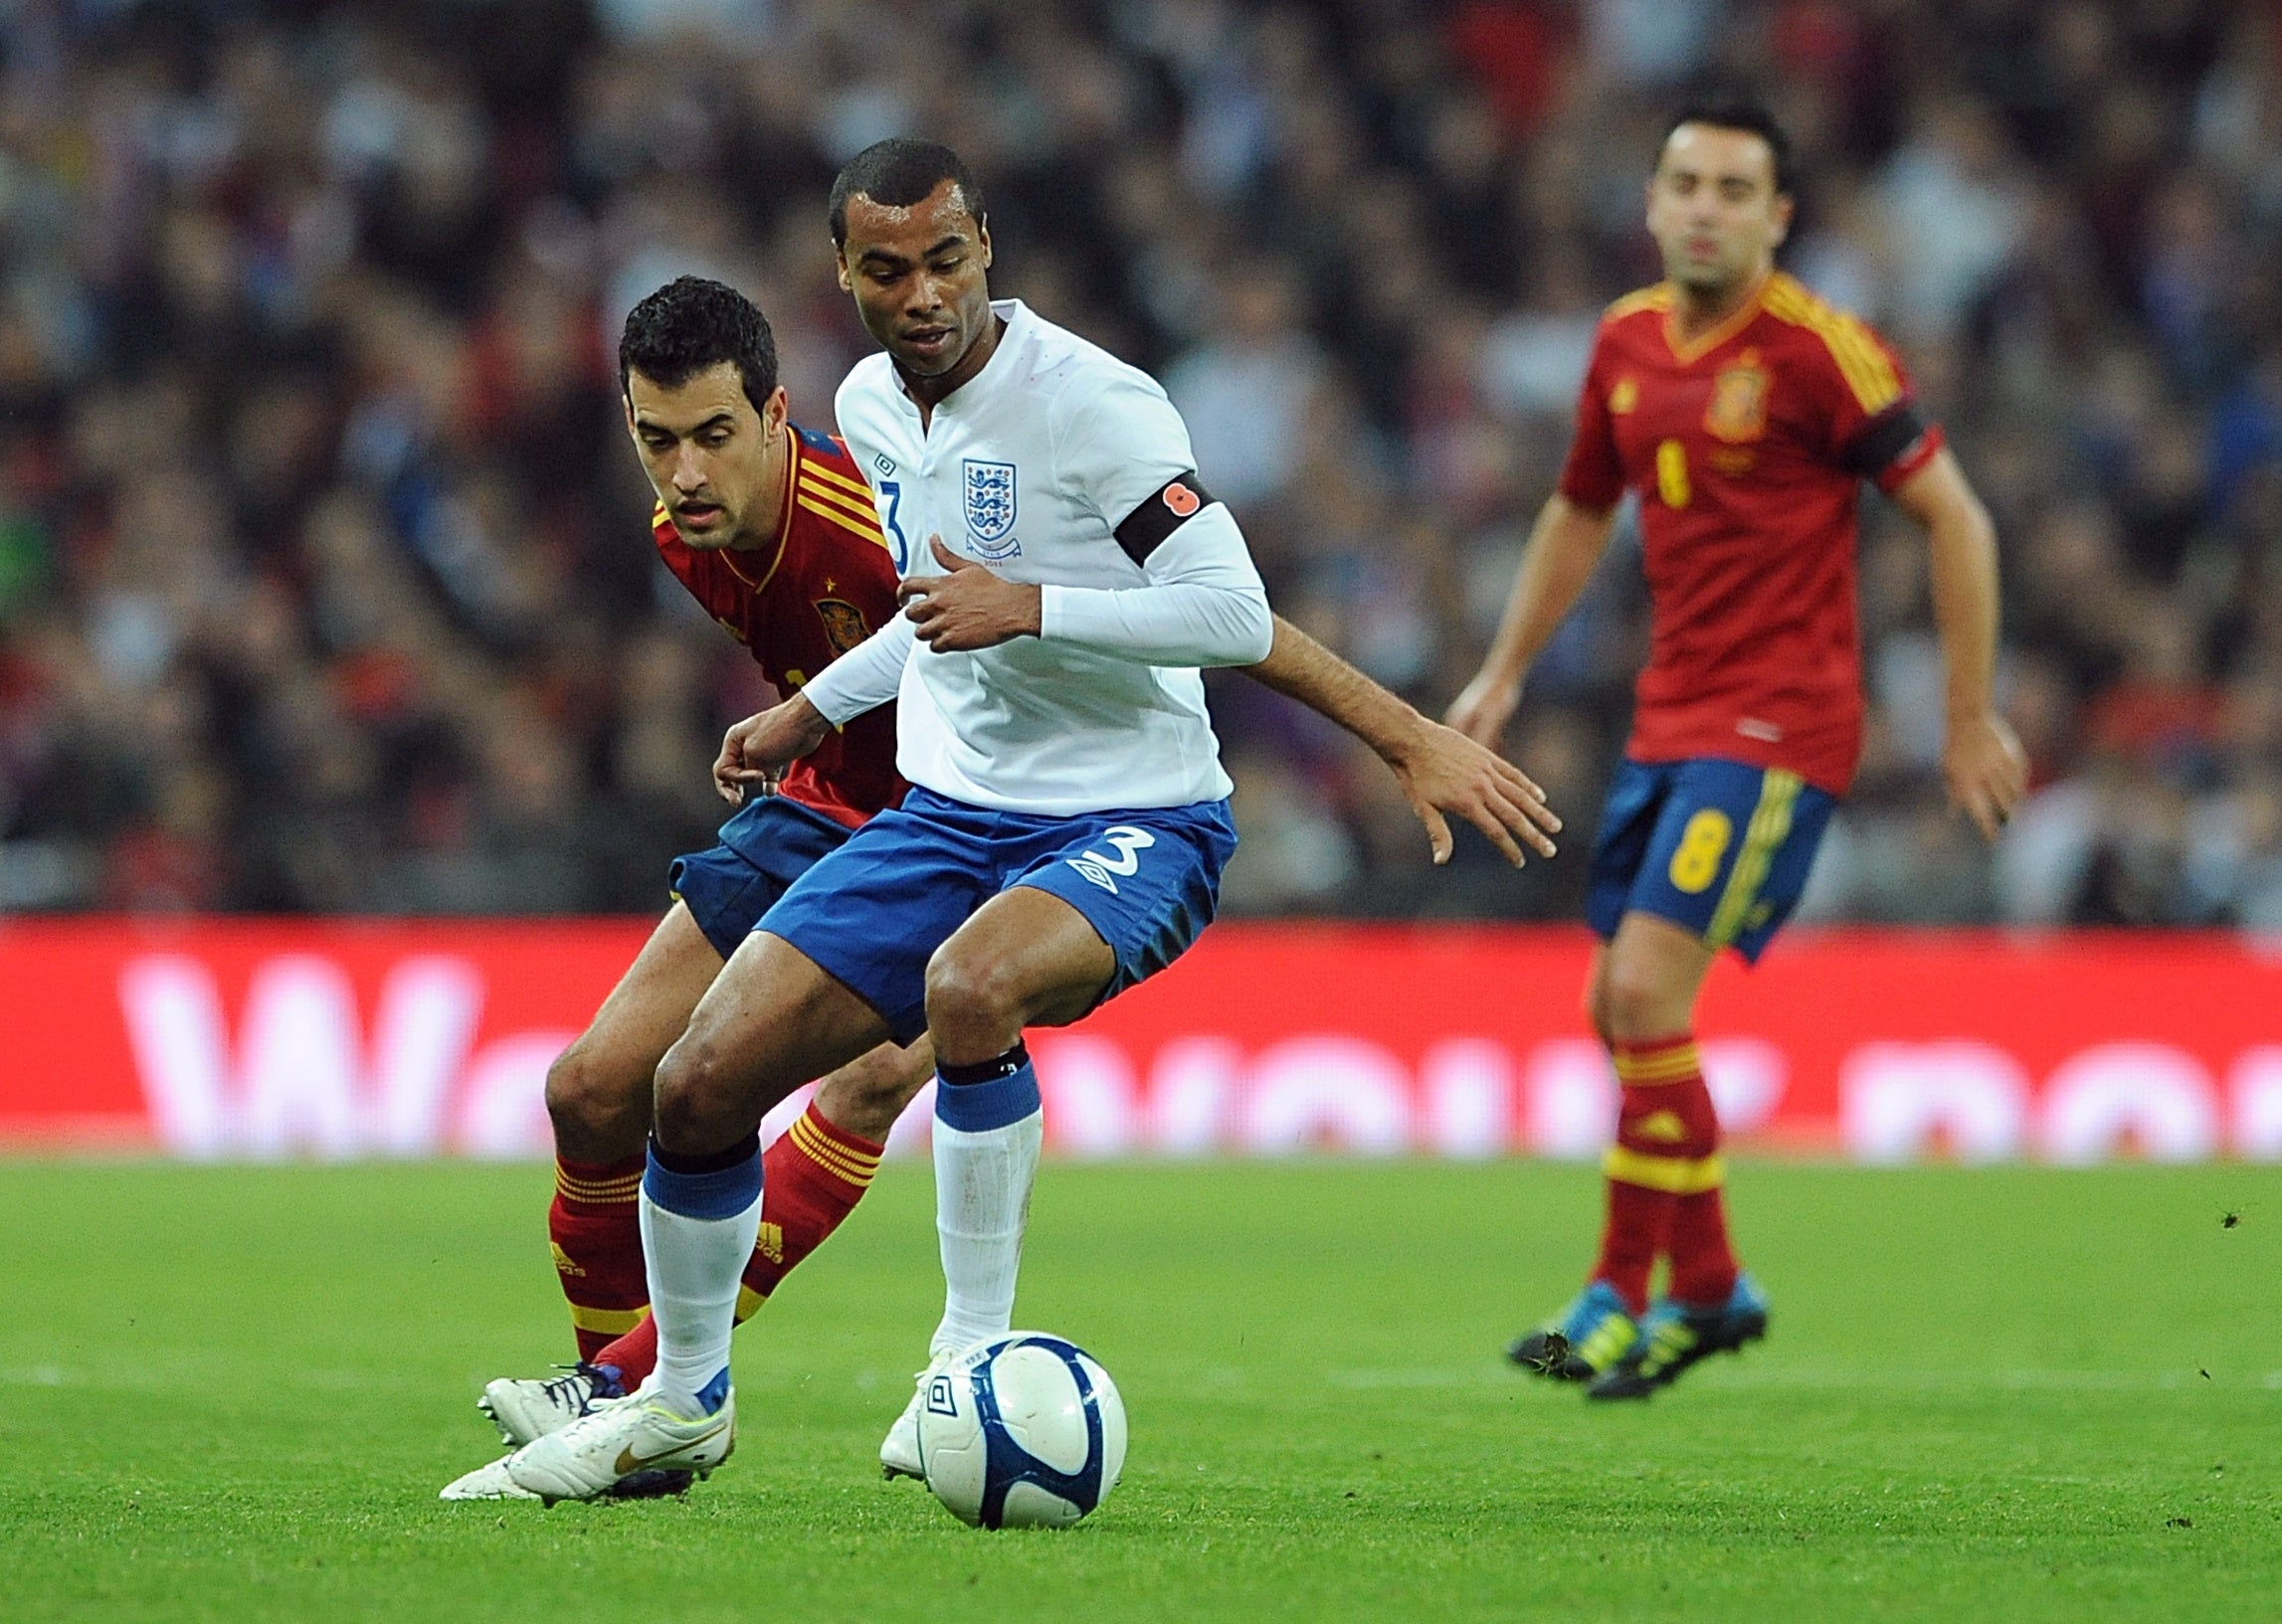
618, 275, 779, 412
829, 138, 987, 247
1661, 101, 1795, 196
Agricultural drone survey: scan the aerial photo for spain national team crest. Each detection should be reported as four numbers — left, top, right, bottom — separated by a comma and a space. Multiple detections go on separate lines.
813, 598, 869, 653
1705, 349, 1769, 443
963, 458, 1020, 558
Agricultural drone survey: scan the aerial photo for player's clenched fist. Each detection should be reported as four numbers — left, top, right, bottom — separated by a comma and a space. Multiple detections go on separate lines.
713, 695, 831, 803
897, 535, 1044, 651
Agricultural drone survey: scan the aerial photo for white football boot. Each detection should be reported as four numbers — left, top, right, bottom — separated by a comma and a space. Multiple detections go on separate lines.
439, 1455, 543, 1502
478, 1366, 612, 1446
879, 1352, 954, 1481
503, 1378, 735, 1504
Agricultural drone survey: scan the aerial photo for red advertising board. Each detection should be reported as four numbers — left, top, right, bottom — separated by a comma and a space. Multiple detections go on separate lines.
1, 918, 2278, 1164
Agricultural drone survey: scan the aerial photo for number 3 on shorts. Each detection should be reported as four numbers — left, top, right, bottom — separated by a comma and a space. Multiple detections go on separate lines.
1085, 825, 1156, 874
1667, 808, 1732, 894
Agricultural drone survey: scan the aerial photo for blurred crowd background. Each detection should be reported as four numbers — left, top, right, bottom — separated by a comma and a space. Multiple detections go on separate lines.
2, 0, 2279, 927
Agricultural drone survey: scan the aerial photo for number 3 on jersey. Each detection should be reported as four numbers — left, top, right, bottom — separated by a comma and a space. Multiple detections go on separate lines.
876, 479, 910, 570
1064, 825, 1156, 895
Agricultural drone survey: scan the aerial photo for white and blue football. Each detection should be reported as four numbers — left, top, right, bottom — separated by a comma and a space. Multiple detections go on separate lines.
917, 1332, 1127, 1530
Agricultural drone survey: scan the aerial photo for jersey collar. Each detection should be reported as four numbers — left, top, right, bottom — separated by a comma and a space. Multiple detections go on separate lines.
1661, 271, 1770, 366
719, 423, 797, 595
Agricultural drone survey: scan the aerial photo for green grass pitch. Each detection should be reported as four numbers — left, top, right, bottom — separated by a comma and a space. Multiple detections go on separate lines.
3, 1158, 2278, 1622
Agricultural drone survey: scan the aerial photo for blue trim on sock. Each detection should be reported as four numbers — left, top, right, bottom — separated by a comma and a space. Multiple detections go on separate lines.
643, 1143, 762, 1219
693, 1365, 731, 1415
934, 1062, 1042, 1133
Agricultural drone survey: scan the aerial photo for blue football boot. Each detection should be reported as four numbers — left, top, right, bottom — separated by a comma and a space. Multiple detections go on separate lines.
1507, 1281, 1641, 1380
1586, 1272, 1769, 1400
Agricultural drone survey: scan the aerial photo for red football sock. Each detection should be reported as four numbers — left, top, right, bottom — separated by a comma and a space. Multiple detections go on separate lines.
1669, 1183, 1741, 1307
548, 1154, 650, 1363
1589, 1035, 1720, 1316
592, 1104, 882, 1386
1590, 1177, 1672, 1317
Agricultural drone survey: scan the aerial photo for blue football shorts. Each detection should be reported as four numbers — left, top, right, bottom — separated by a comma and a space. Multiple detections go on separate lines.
758, 786, 1238, 1044
667, 794, 857, 961
1584, 756, 1837, 964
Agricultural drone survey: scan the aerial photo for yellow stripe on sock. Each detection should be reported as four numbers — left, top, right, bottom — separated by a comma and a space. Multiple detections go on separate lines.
1603, 1146, 1726, 1195
568, 1302, 650, 1336
555, 1176, 644, 1204
734, 1284, 768, 1324
1613, 1045, 1703, 1084
791, 1115, 880, 1186
1706, 768, 1803, 949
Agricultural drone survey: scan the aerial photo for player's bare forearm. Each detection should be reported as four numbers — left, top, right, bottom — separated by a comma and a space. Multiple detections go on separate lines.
1242, 618, 1561, 866
1891, 449, 2027, 837
1894, 451, 1999, 718
1445, 494, 1616, 746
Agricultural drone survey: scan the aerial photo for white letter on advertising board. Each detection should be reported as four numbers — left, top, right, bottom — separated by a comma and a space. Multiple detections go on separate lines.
1033, 1034, 1140, 1160
1839, 1042, 2029, 1164
2230, 1047, 2282, 1161
1239, 1036, 1413, 1156
1699, 1037, 1787, 1135
1421, 1039, 1515, 1159
1524, 1038, 1615, 1160
2040, 1043, 2218, 1165
1147, 1036, 1243, 1156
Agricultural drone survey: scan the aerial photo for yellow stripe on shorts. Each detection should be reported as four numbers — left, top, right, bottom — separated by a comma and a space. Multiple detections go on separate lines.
1705, 768, 1803, 949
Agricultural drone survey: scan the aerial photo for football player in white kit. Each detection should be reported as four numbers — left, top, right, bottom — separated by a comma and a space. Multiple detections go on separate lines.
449, 140, 1563, 1504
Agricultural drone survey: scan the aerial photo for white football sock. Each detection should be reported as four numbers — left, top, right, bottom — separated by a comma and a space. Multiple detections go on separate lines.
929, 1109, 1044, 1359
640, 1184, 760, 1413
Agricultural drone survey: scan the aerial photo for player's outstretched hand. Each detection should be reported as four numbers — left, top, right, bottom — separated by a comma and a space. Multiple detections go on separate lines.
1943, 711, 2030, 841
1443, 669, 1521, 750
898, 536, 1044, 652
1390, 714, 1562, 868
713, 694, 830, 804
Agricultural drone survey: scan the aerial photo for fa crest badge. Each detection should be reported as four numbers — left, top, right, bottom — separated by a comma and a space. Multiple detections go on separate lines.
1704, 349, 1769, 443
814, 598, 869, 653
963, 459, 1020, 558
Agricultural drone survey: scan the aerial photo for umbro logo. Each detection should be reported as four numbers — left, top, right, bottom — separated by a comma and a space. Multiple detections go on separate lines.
925, 1375, 959, 1417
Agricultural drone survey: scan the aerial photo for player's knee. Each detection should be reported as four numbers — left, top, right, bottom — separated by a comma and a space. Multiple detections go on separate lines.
923, 948, 1025, 1047
1583, 982, 1616, 1049
544, 1042, 642, 1146
652, 1033, 741, 1153
1599, 960, 1685, 1044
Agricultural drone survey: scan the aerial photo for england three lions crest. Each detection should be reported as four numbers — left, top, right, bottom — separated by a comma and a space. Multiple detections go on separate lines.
963, 458, 1021, 559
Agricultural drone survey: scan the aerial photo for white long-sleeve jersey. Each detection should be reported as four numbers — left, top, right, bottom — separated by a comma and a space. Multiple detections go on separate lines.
806, 300, 1272, 815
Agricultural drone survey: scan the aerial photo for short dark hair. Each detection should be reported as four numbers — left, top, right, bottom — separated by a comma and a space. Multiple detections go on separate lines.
618, 275, 778, 412
1661, 101, 1794, 196
829, 138, 987, 247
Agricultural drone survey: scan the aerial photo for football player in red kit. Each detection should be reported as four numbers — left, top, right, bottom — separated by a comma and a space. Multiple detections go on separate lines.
1449, 105, 2026, 1399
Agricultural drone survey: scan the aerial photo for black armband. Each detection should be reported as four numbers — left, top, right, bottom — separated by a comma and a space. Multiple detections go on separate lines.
1841, 401, 1933, 478
1114, 471, 1217, 567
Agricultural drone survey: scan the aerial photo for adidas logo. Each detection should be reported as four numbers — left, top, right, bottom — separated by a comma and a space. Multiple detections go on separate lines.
1634, 1110, 1689, 1144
